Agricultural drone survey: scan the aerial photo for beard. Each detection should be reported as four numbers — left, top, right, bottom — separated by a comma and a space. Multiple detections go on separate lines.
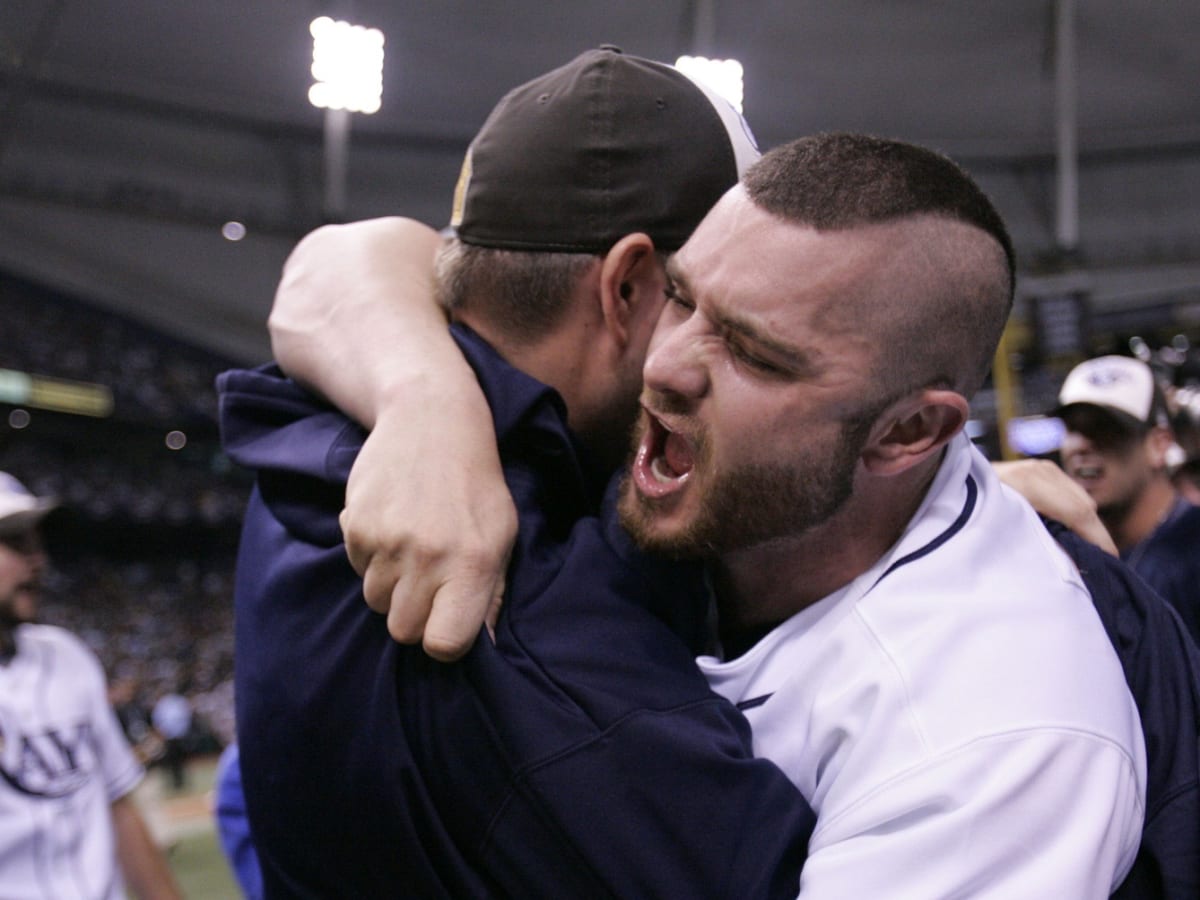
619, 412, 874, 560
0, 578, 39, 628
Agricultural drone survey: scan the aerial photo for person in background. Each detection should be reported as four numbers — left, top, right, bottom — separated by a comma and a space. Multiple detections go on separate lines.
0, 471, 182, 899
1056, 354, 1200, 644
151, 684, 192, 793
1167, 383, 1200, 505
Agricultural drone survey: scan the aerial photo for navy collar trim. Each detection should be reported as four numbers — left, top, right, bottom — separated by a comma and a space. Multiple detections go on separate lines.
736, 693, 773, 711
875, 474, 978, 585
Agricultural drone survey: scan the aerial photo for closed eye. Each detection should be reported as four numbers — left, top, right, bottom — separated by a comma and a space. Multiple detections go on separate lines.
729, 339, 787, 376
664, 280, 694, 312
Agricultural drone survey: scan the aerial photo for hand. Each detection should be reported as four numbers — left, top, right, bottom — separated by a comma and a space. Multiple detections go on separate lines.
993, 459, 1118, 556
341, 400, 518, 661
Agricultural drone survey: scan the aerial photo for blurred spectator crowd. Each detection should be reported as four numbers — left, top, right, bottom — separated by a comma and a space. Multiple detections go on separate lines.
42, 554, 238, 758
3, 272, 226, 424
2, 270, 253, 771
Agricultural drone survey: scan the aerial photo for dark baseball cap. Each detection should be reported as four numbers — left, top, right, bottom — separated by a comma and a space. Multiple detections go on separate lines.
449, 46, 760, 253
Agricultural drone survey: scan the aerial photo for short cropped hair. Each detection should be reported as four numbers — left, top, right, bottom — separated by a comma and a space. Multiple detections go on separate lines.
435, 239, 599, 345
743, 133, 1015, 298
744, 133, 1016, 397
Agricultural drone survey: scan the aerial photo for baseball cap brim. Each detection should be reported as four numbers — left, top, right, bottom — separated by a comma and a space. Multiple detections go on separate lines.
0, 499, 58, 538
1054, 401, 1147, 434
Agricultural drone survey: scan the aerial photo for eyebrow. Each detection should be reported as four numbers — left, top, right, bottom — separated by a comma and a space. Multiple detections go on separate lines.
666, 259, 817, 375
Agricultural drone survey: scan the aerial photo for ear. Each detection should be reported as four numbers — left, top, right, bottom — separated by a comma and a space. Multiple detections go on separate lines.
861, 389, 970, 476
597, 232, 658, 348
1144, 426, 1176, 470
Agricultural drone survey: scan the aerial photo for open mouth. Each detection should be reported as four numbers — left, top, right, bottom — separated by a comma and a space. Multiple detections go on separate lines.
1066, 459, 1104, 485
632, 409, 696, 499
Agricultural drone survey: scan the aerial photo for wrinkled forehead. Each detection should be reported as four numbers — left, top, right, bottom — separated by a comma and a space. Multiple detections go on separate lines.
676, 193, 911, 329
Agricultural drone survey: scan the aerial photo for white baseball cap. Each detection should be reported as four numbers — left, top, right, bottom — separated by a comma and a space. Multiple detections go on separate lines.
0, 472, 58, 537
1056, 355, 1167, 428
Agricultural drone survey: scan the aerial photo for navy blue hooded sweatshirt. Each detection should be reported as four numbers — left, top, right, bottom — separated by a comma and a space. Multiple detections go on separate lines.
218, 325, 813, 899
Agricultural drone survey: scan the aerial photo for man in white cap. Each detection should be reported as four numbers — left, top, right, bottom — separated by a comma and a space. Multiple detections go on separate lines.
1057, 355, 1200, 644
0, 471, 181, 899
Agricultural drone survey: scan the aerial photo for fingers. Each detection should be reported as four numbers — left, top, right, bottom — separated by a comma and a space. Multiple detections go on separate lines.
993, 459, 1118, 556
336, 397, 518, 660
483, 578, 506, 644
352, 528, 509, 659
413, 552, 508, 661
373, 572, 503, 662
340, 508, 370, 577
420, 578, 500, 662
1074, 517, 1119, 557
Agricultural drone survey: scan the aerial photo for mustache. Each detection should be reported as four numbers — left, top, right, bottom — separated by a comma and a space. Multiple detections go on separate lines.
641, 388, 692, 418
636, 389, 710, 465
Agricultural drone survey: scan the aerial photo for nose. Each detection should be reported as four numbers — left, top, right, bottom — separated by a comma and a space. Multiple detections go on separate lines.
1060, 429, 1095, 457
8, 531, 47, 570
642, 313, 710, 401
27, 545, 47, 575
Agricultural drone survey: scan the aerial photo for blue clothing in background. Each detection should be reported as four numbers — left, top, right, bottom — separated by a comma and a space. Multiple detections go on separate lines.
1119, 499, 1200, 648
214, 743, 264, 900
1049, 519, 1200, 899
217, 324, 813, 899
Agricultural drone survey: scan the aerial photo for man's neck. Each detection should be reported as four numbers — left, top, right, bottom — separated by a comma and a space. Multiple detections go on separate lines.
1106, 477, 1181, 550
461, 314, 590, 430
713, 455, 943, 655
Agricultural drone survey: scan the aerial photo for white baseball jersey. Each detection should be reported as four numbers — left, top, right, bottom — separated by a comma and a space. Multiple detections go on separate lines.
699, 433, 1147, 898
0, 624, 144, 900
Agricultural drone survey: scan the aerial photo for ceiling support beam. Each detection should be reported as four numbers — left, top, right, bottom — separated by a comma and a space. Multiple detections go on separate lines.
1054, 0, 1079, 257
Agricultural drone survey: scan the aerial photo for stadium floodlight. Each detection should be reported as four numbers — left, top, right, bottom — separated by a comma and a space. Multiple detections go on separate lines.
675, 55, 744, 113
309, 16, 385, 115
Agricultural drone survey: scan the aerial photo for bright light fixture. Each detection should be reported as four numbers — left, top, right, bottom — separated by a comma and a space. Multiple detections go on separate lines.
309, 16, 385, 115
675, 55, 744, 113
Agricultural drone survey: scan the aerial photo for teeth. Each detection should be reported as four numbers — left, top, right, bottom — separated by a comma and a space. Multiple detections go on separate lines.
650, 456, 676, 483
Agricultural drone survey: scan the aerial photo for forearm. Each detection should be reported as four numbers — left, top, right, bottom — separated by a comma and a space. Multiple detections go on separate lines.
269, 216, 478, 429
268, 216, 515, 659
112, 794, 183, 899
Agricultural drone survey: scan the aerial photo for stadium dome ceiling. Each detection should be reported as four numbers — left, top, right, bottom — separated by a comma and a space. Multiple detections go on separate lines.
2, 1, 1198, 363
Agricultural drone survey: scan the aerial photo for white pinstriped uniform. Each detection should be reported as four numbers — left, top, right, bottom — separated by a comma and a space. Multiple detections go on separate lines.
699, 434, 1147, 899
0, 624, 143, 900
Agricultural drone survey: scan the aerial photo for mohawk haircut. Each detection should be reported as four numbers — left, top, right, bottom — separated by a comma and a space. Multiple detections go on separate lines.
743, 132, 1015, 299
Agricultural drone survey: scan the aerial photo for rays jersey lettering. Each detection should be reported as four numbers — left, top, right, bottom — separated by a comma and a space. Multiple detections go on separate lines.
0, 716, 96, 798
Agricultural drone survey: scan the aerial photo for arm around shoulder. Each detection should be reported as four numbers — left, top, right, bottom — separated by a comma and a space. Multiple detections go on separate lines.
269, 216, 454, 427
269, 216, 516, 661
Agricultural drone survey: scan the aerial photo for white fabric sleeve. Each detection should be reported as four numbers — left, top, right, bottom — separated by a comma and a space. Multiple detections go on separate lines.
799, 731, 1144, 899
74, 639, 145, 802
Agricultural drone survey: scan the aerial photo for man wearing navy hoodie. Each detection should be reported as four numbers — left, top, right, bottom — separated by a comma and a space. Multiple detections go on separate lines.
219, 47, 812, 899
